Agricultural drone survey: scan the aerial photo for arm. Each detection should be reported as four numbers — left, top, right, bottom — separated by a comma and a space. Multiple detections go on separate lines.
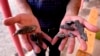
52, 0, 88, 53
8, 0, 51, 53
14, 0, 33, 14
65, 0, 81, 16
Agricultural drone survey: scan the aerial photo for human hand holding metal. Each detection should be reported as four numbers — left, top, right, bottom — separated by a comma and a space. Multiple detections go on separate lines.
60, 20, 87, 41
52, 16, 99, 54
14, 25, 44, 49
3, 13, 52, 53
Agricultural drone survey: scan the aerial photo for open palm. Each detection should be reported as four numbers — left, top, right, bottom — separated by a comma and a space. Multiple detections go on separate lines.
4, 13, 52, 53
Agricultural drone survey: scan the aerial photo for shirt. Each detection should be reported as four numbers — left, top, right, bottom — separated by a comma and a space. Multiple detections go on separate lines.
27, 0, 70, 28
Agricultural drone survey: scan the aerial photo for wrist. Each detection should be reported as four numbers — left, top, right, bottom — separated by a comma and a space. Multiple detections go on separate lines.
65, 11, 78, 16
18, 11, 33, 15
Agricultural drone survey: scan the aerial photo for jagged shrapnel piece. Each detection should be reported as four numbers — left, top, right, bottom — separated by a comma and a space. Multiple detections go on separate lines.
14, 25, 37, 36
74, 20, 87, 41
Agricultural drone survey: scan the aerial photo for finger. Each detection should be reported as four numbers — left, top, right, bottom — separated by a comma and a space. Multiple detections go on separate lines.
18, 35, 33, 51
77, 35, 87, 51
30, 40, 41, 53
41, 42, 48, 50
29, 33, 47, 50
83, 20, 99, 32
71, 31, 87, 50
41, 31, 52, 42
58, 37, 68, 51
52, 35, 59, 45
3, 15, 20, 26
28, 34, 42, 53
67, 37, 75, 54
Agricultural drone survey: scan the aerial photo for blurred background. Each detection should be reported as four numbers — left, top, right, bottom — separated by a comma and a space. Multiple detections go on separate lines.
0, 0, 100, 56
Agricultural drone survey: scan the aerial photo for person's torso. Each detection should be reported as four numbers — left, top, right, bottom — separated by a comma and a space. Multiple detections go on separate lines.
27, 0, 70, 28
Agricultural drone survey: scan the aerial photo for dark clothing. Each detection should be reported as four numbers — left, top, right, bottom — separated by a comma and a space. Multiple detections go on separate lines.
27, 0, 70, 28
27, 0, 70, 56
36, 28, 61, 56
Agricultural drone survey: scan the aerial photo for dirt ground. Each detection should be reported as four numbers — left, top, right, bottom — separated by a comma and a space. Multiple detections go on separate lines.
0, 0, 100, 56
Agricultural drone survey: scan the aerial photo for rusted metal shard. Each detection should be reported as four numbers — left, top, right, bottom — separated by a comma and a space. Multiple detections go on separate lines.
30, 33, 43, 47
14, 25, 37, 36
74, 20, 87, 41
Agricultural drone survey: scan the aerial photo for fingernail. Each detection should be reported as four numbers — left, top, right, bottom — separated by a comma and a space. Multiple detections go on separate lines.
43, 44, 47, 50
81, 45, 87, 51
58, 47, 62, 51
58, 46, 63, 51
24, 43, 32, 51
67, 50, 73, 54
51, 43, 54, 45
34, 49, 41, 53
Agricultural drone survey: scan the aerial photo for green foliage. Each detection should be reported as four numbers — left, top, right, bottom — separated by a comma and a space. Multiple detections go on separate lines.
96, 32, 100, 40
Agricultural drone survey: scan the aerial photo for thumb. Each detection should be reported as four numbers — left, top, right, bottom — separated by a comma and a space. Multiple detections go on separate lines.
83, 20, 100, 32
3, 16, 20, 26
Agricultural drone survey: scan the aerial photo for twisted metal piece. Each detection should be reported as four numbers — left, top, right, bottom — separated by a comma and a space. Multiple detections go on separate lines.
60, 20, 87, 41
14, 25, 37, 36
74, 20, 87, 41
14, 25, 43, 47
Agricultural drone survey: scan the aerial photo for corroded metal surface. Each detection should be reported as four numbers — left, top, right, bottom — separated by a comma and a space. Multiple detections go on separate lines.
74, 20, 87, 41
60, 20, 87, 41
14, 25, 37, 35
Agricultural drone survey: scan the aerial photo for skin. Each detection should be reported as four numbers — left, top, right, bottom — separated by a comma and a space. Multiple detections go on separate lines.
3, 0, 100, 54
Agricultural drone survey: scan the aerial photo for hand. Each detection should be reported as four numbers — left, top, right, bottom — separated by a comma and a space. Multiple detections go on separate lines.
3, 13, 52, 53
52, 16, 99, 53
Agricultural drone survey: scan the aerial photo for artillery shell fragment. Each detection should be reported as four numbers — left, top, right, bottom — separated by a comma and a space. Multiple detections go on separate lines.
74, 20, 87, 41
14, 25, 37, 35
81, 33, 88, 41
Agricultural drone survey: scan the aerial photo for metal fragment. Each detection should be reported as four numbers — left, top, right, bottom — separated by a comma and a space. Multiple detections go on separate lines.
14, 25, 37, 35
74, 20, 87, 41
